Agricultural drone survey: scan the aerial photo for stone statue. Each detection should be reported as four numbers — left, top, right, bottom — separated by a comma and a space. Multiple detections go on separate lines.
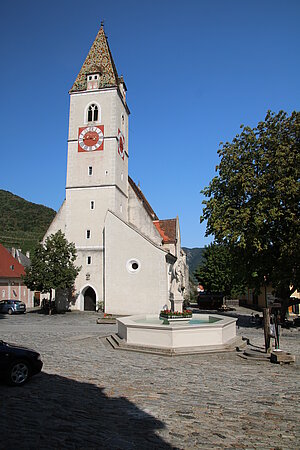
170, 258, 185, 312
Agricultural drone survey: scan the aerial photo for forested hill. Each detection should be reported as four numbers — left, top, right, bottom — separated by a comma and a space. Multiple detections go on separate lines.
0, 190, 56, 255
182, 247, 205, 276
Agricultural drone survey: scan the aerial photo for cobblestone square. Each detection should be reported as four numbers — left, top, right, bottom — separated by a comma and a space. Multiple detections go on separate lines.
1, 309, 299, 449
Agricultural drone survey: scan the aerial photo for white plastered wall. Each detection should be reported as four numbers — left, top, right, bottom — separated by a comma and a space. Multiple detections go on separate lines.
43, 201, 67, 240
128, 184, 162, 245
104, 210, 169, 315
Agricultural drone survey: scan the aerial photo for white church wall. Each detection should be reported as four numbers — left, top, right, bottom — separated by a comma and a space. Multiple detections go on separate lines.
43, 201, 66, 241
128, 184, 162, 245
73, 249, 103, 310
65, 187, 115, 247
104, 211, 169, 315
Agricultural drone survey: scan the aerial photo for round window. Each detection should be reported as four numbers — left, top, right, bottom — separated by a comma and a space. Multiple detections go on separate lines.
126, 259, 141, 274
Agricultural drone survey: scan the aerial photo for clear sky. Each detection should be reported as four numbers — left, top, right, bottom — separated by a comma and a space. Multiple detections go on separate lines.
1, 0, 299, 248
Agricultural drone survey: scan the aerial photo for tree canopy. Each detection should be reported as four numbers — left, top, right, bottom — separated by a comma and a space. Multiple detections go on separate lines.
23, 231, 81, 303
194, 243, 245, 299
201, 110, 300, 309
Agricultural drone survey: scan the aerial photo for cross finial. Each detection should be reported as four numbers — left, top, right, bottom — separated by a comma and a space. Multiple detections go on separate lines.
101, 20, 104, 29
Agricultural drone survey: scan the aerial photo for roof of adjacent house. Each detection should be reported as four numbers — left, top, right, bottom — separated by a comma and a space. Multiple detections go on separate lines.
70, 23, 120, 92
0, 243, 25, 278
153, 219, 177, 244
7, 248, 31, 268
128, 176, 158, 221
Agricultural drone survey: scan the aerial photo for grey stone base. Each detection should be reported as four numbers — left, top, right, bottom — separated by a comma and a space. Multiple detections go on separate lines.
105, 334, 247, 356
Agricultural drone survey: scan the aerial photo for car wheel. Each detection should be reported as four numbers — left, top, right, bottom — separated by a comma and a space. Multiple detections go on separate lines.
8, 308, 13, 315
8, 360, 31, 386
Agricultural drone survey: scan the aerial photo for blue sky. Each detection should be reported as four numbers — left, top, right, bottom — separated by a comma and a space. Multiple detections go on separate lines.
1, 0, 299, 248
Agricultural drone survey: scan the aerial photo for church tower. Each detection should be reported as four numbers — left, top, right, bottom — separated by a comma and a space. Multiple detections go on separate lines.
44, 23, 188, 313
67, 23, 129, 236
58, 24, 129, 309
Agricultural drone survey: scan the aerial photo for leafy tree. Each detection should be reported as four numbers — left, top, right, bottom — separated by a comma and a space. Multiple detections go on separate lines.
201, 111, 300, 315
23, 231, 81, 313
194, 243, 245, 298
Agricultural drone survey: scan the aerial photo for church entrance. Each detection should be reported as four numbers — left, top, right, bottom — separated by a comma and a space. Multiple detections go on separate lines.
83, 287, 96, 311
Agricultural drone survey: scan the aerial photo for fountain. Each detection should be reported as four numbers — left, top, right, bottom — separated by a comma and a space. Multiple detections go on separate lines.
107, 312, 244, 356
107, 262, 244, 355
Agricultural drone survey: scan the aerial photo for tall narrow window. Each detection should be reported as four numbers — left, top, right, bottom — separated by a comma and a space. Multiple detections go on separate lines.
87, 256, 92, 265
87, 104, 98, 122
90, 201, 95, 210
86, 230, 91, 239
88, 166, 93, 176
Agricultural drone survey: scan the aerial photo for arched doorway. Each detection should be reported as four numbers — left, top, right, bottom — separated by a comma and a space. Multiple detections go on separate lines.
83, 286, 96, 311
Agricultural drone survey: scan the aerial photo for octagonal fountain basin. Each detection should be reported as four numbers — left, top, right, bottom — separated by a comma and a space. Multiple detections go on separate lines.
113, 313, 245, 356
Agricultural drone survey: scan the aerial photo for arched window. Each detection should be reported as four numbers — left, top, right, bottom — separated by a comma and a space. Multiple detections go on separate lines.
87, 104, 99, 122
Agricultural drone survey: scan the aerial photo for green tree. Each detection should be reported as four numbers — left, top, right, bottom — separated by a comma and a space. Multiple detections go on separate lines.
23, 231, 81, 314
194, 243, 245, 298
201, 110, 300, 315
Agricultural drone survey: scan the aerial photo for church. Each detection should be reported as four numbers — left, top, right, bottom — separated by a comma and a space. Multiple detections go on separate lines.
45, 23, 188, 315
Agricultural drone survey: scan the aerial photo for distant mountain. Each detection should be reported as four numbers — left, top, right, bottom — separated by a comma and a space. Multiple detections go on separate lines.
183, 247, 205, 277
0, 190, 56, 255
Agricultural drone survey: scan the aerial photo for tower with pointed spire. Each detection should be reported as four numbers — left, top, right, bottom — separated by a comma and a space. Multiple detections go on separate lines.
44, 23, 189, 314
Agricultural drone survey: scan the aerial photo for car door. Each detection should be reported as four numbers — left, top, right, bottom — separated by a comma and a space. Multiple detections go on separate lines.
0, 301, 7, 313
0, 341, 13, 372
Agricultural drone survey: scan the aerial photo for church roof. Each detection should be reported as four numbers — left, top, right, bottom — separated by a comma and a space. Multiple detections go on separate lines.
153, 219, 177, 244
70, 23, 120, 92
0, 244, 25, 278
128, 177, 158, 221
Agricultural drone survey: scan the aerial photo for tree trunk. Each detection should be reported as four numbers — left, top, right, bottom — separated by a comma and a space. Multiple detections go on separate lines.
49, 290, 52, 316
263, 308, 271, 353
280, 298, 290, 322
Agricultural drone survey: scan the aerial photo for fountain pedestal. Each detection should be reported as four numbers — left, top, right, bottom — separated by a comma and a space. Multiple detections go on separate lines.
170, 297, 183, 313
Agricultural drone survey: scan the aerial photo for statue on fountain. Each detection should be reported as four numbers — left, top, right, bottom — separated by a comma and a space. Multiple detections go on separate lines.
170, 257, 185, 313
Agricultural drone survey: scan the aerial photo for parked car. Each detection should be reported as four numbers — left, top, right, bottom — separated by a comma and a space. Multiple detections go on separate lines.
0, 340, 43, 386
0, 300, 26, 315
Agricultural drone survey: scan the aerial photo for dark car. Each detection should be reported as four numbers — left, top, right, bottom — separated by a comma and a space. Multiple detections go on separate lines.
0, 340, 43, 386
0, 300, 26, 315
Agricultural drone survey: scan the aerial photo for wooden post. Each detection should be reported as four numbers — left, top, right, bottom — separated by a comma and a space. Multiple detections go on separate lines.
263, 308, 271, 353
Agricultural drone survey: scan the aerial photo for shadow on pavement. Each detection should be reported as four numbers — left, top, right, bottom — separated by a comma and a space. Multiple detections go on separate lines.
0, 372, 173, 449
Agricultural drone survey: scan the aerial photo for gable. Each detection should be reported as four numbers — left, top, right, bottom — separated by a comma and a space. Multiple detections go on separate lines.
0, 244, 25, 278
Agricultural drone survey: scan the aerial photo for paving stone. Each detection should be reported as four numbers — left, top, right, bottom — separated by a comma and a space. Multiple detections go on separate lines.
0, 311, 299, 449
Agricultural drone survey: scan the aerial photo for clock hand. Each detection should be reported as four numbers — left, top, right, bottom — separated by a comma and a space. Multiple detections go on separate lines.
84, 135, 97, 141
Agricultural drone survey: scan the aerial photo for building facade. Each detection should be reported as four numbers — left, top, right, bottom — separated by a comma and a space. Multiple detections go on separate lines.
45, 24, 188, 314
0, 244, 34, 307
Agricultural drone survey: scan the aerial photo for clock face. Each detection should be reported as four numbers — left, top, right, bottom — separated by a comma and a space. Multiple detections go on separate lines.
78, 126, 104, 152
118, 128, 125, 160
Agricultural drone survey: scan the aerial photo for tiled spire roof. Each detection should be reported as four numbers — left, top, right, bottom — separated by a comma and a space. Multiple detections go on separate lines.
70, 23, 119, 92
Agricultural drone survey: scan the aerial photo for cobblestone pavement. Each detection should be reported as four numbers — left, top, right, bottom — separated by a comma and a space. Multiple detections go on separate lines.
0, 310, 299, 449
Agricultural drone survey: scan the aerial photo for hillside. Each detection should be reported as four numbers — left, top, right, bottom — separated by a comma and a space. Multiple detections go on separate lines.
0, 190, 56, 255
183, 247, 205, 278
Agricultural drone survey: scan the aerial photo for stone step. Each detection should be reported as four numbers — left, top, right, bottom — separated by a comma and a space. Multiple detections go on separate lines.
105, 334, 246, 356
106, 335, 119, 349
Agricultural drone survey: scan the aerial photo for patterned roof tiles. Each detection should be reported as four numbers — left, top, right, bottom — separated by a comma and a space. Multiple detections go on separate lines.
153, 219, 177, 244
70, 24, 119, 92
